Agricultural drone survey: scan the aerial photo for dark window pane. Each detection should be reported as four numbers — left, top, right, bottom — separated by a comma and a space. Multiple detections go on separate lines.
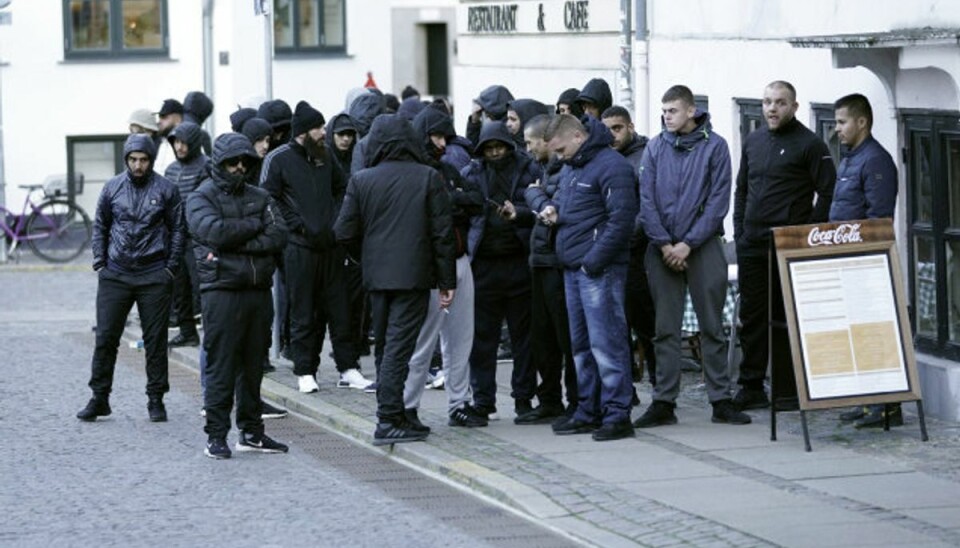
298, 0, 320, 47
70, 0, 111, 51
949, 239, 960, 343
322, 0, 344, 47
914, 133, 934, 223
121, 0, 163, 49
915, 236, 937, 337
274, 0, 294, 47
948, 138, 960, 228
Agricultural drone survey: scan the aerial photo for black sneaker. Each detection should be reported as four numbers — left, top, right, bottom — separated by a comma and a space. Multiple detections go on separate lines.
855, 404, 903, 429
262, 357, 276, 374
552, 416, 600, 435
514, 399, 534, 418
592, 420, 635, 441
148, 398, 167, 422
473, 404, 499, 421
372, 421, 429, 446
448, 405, 489, 427
364, 382, 378, 394
633, 401, 678, 428
261, 400, 288, 419
712, 399, 752, 425
404, 408, 431, 433
168, 332, 200, 347
236, 432, 289, 453
515, 403, 565, 425
204, 437, 231, 459
732, 388, 770, 411
838, 406, 868, 422
76, 397, 111, 422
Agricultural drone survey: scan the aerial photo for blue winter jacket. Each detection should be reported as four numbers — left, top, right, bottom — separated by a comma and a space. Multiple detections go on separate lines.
553, 116, 638, 274
639, 111, 731, 249
828, 135, 897, 221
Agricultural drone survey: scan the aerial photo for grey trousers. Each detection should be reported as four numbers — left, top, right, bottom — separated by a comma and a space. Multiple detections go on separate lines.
645, 237, 731, 404
403, 255, 475, 413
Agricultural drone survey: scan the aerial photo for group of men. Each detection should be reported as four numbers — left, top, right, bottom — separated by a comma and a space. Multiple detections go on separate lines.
75, 76, 900, 456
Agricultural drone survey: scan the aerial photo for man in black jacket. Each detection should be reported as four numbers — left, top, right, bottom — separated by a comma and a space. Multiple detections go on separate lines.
335, 114, 456, 446
77, 134, 185, 423
187, 133, 289, 459
165, 121, 207, 348
261, 101, 370, 393
733, 81, 835, 410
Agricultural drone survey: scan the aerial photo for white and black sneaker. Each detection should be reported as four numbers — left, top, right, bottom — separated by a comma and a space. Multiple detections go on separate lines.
236, 432, 289, 453
338, 368, 374, 390
261, 400, 288, 419
372, 421, 429, 446
204, 437, 231, 459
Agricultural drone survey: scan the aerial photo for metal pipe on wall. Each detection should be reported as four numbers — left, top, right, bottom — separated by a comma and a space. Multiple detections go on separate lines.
202, 0, 215, 137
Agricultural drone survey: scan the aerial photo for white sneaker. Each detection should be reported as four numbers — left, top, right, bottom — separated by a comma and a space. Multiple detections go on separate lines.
298, 375, 319, 393
426, 369, 445, 390
199, 407, 206, 417
337, 368, 373, 390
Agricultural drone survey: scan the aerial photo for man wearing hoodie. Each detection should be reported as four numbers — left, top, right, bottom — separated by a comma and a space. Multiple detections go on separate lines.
261, 101, 372, 394
466, 85, 515, 147
633, 85, 751, 428
556, 88, 584, 118
154, 98, 184, 174
186, 132, 289, 459
463, 121, 540, 421
335, 115, 456, 446
576, 78, 613, 119
505, 99, 551, 149
348, 92, 387, 174
540, 114, 637, 441
164, 121, 208, 348
258, 99, 294, 153
182, 91, 214, 156
327, 113, 358, 178
76, 134, 185, 424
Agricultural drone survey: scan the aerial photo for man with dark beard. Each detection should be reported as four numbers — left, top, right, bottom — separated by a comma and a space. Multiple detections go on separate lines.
261, 101, 372, 394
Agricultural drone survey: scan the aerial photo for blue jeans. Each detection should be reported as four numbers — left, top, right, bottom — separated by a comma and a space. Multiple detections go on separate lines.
564, 264, 633, 425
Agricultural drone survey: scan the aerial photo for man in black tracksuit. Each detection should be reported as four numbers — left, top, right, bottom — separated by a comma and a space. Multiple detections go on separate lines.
164, 121, 207, 347
261, 101, 368, 393
733, 81, 835, 410
187, 132, 289, 459
334, 114, 456, 445
77, 134, 184, 423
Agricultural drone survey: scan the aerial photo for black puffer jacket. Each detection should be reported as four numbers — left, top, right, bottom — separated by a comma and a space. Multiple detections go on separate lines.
93, 134, 185, 274
334, 115, 456, 291
523, 157, 566, 268
260, 137, 345, 251
163, 121, 208, 199
187, 133, 287, 292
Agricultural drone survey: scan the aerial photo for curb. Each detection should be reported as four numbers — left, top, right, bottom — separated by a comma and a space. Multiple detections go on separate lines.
0, 262, 90, 273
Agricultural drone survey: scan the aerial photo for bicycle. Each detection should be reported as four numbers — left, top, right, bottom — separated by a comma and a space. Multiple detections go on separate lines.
1, 184, 92, 263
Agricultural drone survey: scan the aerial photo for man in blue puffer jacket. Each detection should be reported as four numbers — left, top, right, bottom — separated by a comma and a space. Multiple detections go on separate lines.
77, 134, 185, 424
540, 114, 638, 441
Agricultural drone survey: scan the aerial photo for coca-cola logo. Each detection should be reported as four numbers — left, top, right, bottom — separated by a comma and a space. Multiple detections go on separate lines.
807, 223, 863, 247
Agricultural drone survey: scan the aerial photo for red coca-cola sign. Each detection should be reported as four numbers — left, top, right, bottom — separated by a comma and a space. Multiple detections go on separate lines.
807, 223, 864, 247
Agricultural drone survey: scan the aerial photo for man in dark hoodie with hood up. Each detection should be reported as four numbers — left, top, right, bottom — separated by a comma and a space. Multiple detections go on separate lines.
348, 92, 387, 174
401, 107, 486, 429
335, 114, 456, 446
183, 91, 214, 156
556, 88, 584, 118
634, 85, 751, 429
261, 101, 372, 394
187, 132, 289, 459
462, 121, 540, 421
576, 78, 613, 119
164, 121, 208, 348
258, 99, 294, 152
466, 85, 515, 147
505, 99, 551, 149
540, 114, 637, 441
77, 134, 185, 424
327, 113, 358, 178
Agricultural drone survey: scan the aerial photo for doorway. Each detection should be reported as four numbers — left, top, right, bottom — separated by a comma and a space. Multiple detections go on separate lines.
423, 23, 448, 96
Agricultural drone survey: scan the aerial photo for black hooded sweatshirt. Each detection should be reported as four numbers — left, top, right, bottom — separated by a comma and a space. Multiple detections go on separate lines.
334, 115, 456, 292
506, 99, 550, 147
577, 79, 613, 115
164, 121, 208, 200
183, 91, 214, 155
326, 112, 357, 180
466, 85, 514, 147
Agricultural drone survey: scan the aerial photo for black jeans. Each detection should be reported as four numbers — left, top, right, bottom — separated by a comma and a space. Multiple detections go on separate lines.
89, 268, 172, 398
469, 254, 534, 408
202, 289, 272, 439
172, 239, 199, 335
370, 289, 428, 423
531, 267, 577, 408
626, 238, 657, 384
284, 244, 358, 376
737, 250, 796, 399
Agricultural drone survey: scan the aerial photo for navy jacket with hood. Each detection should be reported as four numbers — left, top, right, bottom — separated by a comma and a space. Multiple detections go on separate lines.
187, 133, 287, 292
93, 134, 185, 275
462, 122, 539, 259
163, 121, 208, 200
334, 115, 456, 291
553, 116, 637, 273
829, 135, 897, 221
576, 79, 613, 115
639, 111, 731, 250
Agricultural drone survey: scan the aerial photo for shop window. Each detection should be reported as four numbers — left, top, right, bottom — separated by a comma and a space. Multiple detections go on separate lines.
274, 0, 346, 54
735, 98, 764, 145
63, 0, 168, 59
811, 103, 840, 167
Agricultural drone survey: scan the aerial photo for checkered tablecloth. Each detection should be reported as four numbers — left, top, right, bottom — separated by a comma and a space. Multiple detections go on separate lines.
682, 282, 739, 333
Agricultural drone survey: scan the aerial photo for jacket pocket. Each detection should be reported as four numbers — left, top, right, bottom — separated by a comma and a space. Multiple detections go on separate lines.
197, 255, 219, 284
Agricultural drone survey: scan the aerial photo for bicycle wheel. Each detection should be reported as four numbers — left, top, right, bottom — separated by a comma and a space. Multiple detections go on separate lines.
26, 199, 92, 263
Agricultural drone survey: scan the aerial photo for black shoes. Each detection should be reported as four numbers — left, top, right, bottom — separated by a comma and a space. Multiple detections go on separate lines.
472, 404, 499, 421
205, 437, 231, 459
168, 332, 200, 347
514, 399, 534, 419
448, 405, 489, 428
633, 401, 678, 428
372, 421, 429, 446
404, 408, 431, 433
732, 388, 770, 411
711, 399, 752, 425
76, 397, 111, 422
236, 431, 289, 453
592, 420, 635, 441
148, 397, 167, 422
855, 404, 903, 429
552, 416, 600, 435
839, 406, 867, 422
515, 403, 565, 425
261, 400, 288, 419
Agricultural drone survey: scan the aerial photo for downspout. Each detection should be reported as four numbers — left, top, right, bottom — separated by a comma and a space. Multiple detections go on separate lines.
202, 0, 215, 136
635, 0, 650, 136
618, 0, 633, 112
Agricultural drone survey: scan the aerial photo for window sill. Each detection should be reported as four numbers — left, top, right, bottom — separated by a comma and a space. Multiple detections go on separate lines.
274, 51, 352, 61
59, 56, 177, 65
